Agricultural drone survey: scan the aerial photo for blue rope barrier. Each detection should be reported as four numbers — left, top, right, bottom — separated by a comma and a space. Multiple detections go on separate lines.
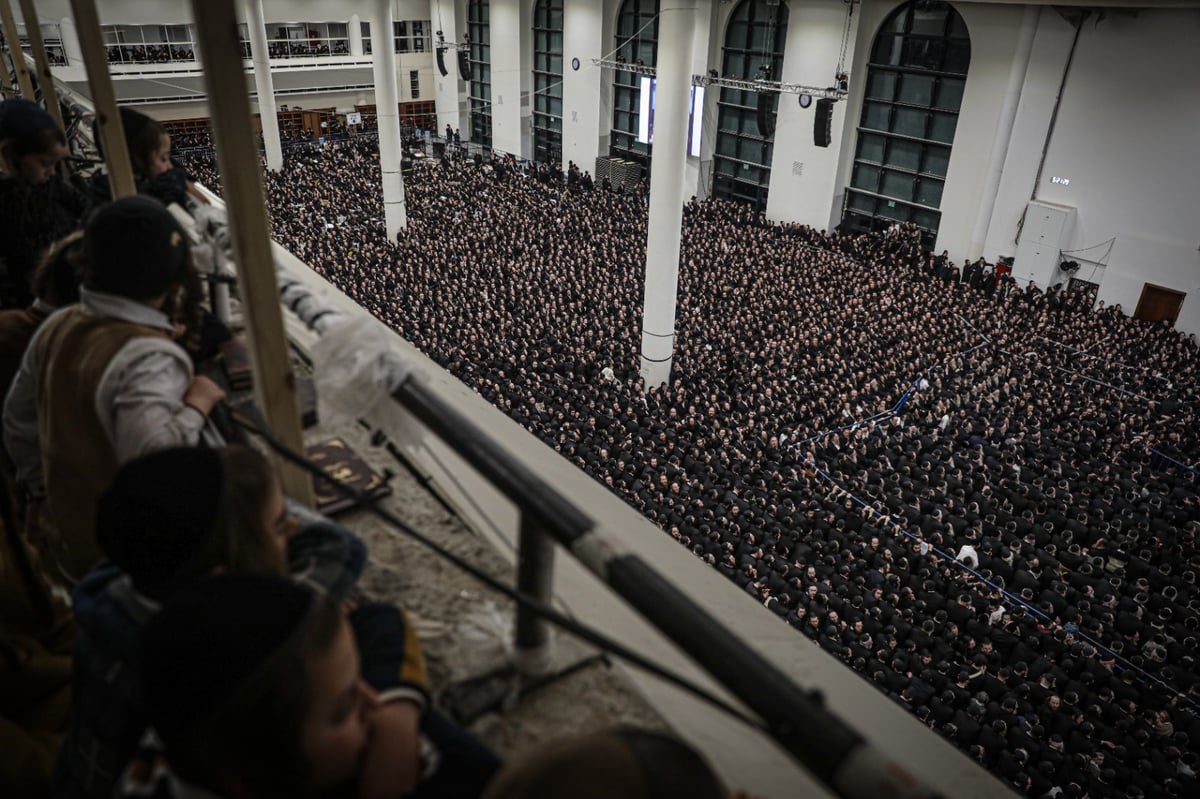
802, 457, 1200, 718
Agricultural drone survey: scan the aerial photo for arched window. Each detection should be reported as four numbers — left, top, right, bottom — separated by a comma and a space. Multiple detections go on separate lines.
467, 0, 492, 148
842, 1, 970, 240
610, 0, 658, 166
712, 0, 789, 211
532, 0, 564, 163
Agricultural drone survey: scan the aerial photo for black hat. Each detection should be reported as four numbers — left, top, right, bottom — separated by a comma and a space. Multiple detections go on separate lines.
85, 195, 189, 299
140, 574, 319, 749
0, 98, 57, 141
96, 447, 224, 600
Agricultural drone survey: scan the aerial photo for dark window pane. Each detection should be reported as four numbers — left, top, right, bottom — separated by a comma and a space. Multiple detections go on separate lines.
934, 77, 965, 110
852, 163, 881, 191
881, 170, 915, 200
910, 8, 948, 37
930, 112, 957, 143
945, 39, 970, 74
857, 133, 885, 163
923, 145, 950, 177
872, 34, 903, 65
893, 107, 927, 137
848, 191, 876, 213
862, 101, 891, 131
866, 70, 897, 100
886, 138, 921, 171
915, 177, 943, 206
899, 73, 934, 106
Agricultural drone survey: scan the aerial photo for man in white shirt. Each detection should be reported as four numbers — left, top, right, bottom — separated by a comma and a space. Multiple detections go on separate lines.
4, 196, 225, 579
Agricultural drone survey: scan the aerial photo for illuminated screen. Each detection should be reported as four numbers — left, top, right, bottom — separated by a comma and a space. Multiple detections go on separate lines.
637, 76, 704, 157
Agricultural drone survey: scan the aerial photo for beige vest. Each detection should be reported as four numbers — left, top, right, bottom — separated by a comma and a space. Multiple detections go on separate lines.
34, 307, 169, 580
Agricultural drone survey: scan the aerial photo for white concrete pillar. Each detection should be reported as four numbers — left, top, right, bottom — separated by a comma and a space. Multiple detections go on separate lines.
489, 0, 522, 155
431, 0, 459, 134
766, 0, 854, 227
560, 0, 602, 172
639, 0, 696, 389
350, 13, 363, 56
680, 0, 714, 198
967, 4, 1038, 261
244, 0, 282, 172
372, 0, 407, 237
59, 17, 82, 66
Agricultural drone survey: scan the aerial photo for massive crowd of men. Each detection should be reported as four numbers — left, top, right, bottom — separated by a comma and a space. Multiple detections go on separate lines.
182, 140, 1200, 798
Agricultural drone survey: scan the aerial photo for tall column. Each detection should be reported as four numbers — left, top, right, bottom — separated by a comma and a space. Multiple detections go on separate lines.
488, 0, 522, 156
639, 0, 696, 389
349, 13, 363, 56
243, 0, 282, 171
59, 17, 82, 66
372, 0, 406, 237
431, 0, 459, 134
969, 4, 1039, 260
560, 0, 602, 171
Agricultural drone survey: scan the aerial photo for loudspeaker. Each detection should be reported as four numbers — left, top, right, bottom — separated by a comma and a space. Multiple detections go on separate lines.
755, 92, 776, 138
814, 99, 834, 147
436, 47, 448, 77
457, 50, 471, 82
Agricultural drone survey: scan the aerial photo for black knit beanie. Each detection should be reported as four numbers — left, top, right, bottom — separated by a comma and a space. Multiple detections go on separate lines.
0, 98, 57, 141
140, 575, 316, 748
96, 447, 224, 600
85, 195, 189, 299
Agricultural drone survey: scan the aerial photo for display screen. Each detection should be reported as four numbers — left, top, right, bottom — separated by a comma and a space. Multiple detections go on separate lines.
637, 76, 704, 158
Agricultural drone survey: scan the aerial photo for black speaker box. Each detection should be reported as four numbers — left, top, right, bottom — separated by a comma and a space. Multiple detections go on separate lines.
457, 50, 471, 82
814, 99, 834, 147
756, 92, 776, 138
436, 47, 449, 77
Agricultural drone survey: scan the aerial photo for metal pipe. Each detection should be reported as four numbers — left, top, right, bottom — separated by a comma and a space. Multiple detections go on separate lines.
17, 0, 65, 133
514, 514, 556, 676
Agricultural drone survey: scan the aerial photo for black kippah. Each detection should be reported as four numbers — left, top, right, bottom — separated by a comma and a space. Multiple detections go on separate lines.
97, 447, 224, 600
140, 574, 317, 747
85, 195, 189, 299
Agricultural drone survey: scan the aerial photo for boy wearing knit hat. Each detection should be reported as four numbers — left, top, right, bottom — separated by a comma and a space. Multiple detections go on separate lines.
0, 98, 89, 307
55, 446, 372, 799
3, 195, 225, 580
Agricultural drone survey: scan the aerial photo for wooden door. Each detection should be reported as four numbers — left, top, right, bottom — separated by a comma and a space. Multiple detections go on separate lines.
1133, 284, 1185, 324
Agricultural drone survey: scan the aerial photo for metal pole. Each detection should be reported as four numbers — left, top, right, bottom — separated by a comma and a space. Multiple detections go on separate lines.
0, 0, 33, 98
514, 513, 556, 676
16, 0, 65, 133
242, 0, 281, 172
68, 0, 135, 198
190, 0, 314, 506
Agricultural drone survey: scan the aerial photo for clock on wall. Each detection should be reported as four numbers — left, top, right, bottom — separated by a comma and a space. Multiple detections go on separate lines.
571, 57, 580, 71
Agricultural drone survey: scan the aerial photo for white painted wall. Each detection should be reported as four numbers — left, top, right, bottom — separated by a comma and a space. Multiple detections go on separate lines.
999, 8, 1200, 332
982, 8, 1074, 261
766, 0, 856, 226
